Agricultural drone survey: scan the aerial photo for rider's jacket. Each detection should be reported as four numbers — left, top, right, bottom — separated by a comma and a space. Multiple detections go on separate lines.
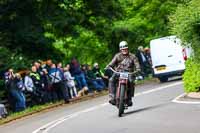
108, 52, 140, 72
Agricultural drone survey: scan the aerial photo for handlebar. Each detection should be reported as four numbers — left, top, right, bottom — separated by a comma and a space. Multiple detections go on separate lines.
105, 66, 137, 75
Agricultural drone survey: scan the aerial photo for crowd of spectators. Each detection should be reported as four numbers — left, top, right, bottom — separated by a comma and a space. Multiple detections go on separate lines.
2, 58, 109, 113
1, 46, 152, 115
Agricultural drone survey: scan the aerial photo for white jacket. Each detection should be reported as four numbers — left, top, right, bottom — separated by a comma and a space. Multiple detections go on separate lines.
24, 76, 34, 92
64, 71, 75, 87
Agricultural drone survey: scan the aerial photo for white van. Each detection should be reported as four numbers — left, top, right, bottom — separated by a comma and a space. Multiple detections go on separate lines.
150, 36, 191, 82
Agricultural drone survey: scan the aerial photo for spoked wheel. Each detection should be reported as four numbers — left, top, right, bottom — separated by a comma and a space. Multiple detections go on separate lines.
118, 84, 125, 117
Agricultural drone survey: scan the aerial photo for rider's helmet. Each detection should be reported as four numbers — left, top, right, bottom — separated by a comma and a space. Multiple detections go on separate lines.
119, 41, 128, 50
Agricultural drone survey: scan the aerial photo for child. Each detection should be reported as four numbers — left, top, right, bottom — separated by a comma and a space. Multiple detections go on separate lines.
64, 64, 78, 98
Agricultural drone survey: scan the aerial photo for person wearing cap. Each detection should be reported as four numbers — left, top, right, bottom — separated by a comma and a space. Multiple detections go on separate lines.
92, 63, 106, 89
106, 41, 140, 106
93, 63, 104, 78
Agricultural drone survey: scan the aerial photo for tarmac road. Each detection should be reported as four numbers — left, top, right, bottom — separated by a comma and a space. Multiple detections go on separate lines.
0, 79, 200, 133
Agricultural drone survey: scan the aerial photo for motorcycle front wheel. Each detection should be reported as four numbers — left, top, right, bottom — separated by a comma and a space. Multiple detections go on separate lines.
118, 84, 125, 117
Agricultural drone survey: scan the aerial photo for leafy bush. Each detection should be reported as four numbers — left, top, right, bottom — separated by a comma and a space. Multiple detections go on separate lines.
183, 59, 200, 93
170, 0, 200, 93
0, 80, 6, 100
170, 0, 200, 61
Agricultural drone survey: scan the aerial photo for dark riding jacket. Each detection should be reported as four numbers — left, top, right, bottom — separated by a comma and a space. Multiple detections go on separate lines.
108, 52, 141, 72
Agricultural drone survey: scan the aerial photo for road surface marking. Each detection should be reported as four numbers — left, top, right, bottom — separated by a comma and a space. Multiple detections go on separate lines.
172, 93, 200, 104
135, 81, 183, 96
32, 81, 183, 133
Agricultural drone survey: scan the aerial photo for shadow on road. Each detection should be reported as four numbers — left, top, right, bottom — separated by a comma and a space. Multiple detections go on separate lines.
165, 77, 182, 83
124, 102, 170, 117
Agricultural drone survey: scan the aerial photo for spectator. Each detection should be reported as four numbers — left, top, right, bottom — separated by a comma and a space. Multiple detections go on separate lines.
92, 63, 106, 88
9, 73, 26, 112
86, 65, 105, 92
40, 68, 51, 103
70, 57, 88, 97
49, 64, 69, 103
34, 61, 42, 74
4, 68, 16, 111
63, 64, 78, 99
144, 47, 153, 75
144, 47, 152, 66
24, 71, 34, 93
136, 46, 151, 78
30, 66, 41, 89
57, 62, 63, 72
81, 64, 88, 78
24, 70, 39, 106
93, 63, 106, 79
45, 59, 53, 72
4, 68, 15, 89
30, 66, 45, 104
0, 104, 7, 118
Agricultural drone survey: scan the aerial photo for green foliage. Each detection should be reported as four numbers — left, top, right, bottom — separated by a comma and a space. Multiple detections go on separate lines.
170, 0, 200, 61
0, 0, 188, 68
50, 26, 110, 65
170, 0, 200, 92
0, 80, 5, 99
110, 0, 187, 55
183, 59, 200, 93
0, 47, 31, 72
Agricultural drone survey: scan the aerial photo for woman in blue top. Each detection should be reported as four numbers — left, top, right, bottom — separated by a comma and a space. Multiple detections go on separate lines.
70, 57, 89, 96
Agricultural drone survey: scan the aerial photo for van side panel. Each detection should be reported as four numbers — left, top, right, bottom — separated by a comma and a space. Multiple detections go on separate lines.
150, 36, 185, 77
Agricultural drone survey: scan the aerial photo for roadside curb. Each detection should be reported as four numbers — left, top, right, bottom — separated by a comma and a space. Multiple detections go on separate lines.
172, 92, 200, 105
185, 92, 200, 99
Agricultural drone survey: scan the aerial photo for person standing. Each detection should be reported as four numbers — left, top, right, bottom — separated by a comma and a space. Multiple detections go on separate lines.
63, 64, 78, 99
70, 57, 89, 96
49, 64, 69, 103
8, 73, 26, 112
136, 46, 151, 78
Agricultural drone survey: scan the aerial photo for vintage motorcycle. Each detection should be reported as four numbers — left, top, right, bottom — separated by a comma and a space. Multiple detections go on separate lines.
107, 67, 137, 117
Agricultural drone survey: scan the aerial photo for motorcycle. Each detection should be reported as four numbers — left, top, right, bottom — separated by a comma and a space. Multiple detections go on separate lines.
107, 67, 137, 117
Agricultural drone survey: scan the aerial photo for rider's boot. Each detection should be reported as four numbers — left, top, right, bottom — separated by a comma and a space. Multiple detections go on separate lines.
127, 100, 132, 106
127, 97, 133, 106
109, 98, 116, 105
109, 94, 116, 105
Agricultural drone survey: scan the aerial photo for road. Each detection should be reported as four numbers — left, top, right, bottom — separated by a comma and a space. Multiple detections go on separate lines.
0, 79, 200, 133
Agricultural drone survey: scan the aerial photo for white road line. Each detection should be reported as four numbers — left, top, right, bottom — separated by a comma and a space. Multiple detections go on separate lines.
172, 93, 200, 104
32, 81, 183, 133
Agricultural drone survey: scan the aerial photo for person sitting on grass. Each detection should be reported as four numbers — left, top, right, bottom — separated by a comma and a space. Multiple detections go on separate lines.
86, 65, 105, 92
92, 63, 106, 89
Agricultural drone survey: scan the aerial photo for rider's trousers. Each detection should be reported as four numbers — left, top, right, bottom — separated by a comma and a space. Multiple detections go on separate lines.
108, 73, 135, 100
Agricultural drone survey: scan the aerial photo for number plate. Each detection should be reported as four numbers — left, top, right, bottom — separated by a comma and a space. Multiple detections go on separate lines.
156, 67, 166, 71
120, 73, 129, 79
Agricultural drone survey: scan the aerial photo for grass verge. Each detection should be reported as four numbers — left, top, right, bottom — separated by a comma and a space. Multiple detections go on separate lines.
0, 90, 108, 125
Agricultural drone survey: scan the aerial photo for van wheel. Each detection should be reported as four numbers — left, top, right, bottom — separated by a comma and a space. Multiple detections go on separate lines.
159, 77, 168, 82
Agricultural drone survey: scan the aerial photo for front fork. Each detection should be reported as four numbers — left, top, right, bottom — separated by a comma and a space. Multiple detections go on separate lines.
116, 79, 128, 103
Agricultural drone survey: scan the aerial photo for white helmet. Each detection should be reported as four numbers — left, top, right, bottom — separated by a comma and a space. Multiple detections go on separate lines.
119, 41, 128, 50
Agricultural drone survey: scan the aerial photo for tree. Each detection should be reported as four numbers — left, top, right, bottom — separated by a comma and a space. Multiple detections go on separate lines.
170, 0, 200, 92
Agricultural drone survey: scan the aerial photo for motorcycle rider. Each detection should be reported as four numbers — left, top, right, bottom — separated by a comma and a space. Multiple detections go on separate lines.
106, 41, 140, 106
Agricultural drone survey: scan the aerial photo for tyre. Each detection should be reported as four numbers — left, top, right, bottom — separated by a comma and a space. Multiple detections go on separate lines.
118, 84, 125, 117
158, 76, 168, 82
